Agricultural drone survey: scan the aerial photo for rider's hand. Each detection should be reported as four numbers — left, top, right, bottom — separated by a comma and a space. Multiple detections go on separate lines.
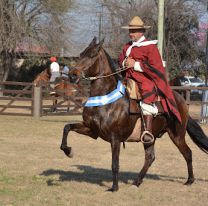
125, 57, 135, 68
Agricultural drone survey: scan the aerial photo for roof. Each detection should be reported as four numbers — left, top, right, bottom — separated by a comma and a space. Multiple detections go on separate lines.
15, 42, 50, 55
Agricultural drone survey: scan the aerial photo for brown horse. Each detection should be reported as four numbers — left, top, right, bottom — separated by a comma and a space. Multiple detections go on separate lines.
33, 68, 82, 112
60, 37, 208, 192
169, 74, 187, 99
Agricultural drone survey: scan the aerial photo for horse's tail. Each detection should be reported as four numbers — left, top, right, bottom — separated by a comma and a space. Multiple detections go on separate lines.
186, 116, 208, 154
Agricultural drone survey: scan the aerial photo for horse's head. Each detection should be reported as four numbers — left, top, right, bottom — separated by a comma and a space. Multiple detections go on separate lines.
33, 68, 51, 86
70, 37, 105, 81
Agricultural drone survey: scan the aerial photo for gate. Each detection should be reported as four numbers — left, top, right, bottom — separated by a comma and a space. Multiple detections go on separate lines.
0, 81, 34, 116
0, 81, 89, 117
38, 80, 90, 116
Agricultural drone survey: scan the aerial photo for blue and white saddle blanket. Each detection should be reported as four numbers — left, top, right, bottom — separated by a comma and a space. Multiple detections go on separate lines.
85, 81, 125, 107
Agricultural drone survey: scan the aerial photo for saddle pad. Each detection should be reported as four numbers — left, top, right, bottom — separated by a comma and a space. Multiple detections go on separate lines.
126, 78, 141, 100
125, 118, 142, 142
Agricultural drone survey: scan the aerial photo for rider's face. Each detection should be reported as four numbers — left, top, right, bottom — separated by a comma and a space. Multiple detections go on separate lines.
129, 29, 144, 42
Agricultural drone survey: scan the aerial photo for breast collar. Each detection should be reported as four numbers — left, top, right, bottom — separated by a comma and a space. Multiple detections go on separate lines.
84, 81, 125, 107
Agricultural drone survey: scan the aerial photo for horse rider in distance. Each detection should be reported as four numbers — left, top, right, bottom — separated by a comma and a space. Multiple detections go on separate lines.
49, 56, 60, 83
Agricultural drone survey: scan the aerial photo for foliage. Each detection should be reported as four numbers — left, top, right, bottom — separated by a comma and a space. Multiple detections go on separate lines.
164, 0, 200, 78
99, 0, 205, 78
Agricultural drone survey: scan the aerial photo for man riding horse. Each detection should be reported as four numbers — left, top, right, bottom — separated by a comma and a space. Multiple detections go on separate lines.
49, 56, 60, 83
119, 16, 181, 144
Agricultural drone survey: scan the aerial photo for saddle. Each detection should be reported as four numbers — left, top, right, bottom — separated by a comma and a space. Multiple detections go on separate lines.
125, 78, 165, 142
126, 78, 164, 114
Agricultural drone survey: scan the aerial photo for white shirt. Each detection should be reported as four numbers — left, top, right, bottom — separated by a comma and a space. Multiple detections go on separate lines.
50, 62, 60, 72
50, 62, 60, 82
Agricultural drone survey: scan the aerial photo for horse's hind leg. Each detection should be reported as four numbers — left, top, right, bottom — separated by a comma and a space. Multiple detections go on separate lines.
134, 143, 155, 187
167, 127, 195, 185
66, 99, 70, 112
60, 122, 98, 158
51, 98, 57, 112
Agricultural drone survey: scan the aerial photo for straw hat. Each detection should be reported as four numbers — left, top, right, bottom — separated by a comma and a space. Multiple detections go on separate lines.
122, 16, 151, 29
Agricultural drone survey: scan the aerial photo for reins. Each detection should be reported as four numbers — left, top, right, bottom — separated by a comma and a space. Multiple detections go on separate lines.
81, 66, 128, 81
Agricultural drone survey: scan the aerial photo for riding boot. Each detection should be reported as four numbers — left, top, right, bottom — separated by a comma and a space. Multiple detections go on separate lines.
141, 115, 154, 144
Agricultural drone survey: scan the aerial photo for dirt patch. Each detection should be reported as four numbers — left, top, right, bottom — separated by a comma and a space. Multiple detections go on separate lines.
0, 105, 208, 206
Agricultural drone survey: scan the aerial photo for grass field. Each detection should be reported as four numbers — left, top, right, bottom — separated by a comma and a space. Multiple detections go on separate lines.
0, 104, 208, 206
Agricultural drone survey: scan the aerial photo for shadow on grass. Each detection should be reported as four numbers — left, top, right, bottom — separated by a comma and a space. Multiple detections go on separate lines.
40, 165, 208, 188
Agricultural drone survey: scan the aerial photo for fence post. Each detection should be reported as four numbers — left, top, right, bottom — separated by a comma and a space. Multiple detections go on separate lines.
200, 90, 208, 124
33, 86, 42, 118
186, 89, 190, 108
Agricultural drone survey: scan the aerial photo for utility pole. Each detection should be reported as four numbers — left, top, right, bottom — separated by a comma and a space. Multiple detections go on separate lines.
157, 0, 165, 59
98, 4, 104, 42
199, 1, 208, 124
206, 2, 208, 86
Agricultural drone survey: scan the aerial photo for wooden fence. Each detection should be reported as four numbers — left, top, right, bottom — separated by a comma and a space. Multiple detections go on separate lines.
0, 81, 89, 117
0, 81, 34, 116
39, 81, 89, 117
0, 81, 208, 120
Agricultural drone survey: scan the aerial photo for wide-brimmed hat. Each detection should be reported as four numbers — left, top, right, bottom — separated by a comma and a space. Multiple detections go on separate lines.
122, 16, 151, 29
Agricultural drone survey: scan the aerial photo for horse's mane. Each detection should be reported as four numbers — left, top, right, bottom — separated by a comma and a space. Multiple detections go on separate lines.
33, 67, 51, 84
103, 49, 123, 81
35, 67, 48, 75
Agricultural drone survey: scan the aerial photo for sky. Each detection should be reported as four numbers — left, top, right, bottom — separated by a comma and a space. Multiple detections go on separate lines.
66, 0, 208, 56
67, 0, 101, 56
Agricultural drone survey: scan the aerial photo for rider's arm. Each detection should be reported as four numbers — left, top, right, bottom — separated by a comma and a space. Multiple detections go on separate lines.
134, 61, 143, 72
147, 45, 164, 72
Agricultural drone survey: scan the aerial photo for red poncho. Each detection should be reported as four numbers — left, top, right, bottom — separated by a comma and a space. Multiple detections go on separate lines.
119, 37, 181, 123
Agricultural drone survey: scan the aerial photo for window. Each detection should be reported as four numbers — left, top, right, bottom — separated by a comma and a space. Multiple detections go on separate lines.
189, 78, 203, 84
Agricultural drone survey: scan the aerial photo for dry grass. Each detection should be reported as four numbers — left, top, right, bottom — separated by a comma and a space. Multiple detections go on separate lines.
0, 104, 208, 206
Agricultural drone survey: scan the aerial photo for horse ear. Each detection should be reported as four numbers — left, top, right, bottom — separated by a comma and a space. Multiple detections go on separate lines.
99, 38, 105, 47
94, 37, 105, 54
89, 37, 97, 47
80, 37, 97, 58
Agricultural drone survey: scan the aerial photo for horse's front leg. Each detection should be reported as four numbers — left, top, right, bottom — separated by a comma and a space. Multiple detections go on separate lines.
60, 122, 98, 158
108, 138, 121, 192
133, 143, 155, 187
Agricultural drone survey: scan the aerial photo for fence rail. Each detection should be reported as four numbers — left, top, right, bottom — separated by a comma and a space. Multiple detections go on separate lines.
0, 81, 88, 117
0, 81, 208, 120
0, 81, 33, 116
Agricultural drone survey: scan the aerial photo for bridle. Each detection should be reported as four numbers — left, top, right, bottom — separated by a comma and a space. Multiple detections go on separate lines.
71, 46, 130, 81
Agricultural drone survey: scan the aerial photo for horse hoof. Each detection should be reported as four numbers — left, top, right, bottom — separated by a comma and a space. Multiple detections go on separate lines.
60, 146, 73, 158
106, 187, 118, 192
184, 178, 195, 185
133, 180, 142, 187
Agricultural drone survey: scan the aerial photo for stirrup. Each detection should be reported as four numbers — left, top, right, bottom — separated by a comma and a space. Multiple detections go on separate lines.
140, 130, 154, 144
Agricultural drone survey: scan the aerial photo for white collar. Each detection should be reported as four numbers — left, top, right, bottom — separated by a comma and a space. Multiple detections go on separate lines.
126, 36, 158, 57
132, 35, 146, 45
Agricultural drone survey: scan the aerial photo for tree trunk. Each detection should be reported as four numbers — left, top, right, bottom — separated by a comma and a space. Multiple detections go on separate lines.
0, 50, 14, 96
